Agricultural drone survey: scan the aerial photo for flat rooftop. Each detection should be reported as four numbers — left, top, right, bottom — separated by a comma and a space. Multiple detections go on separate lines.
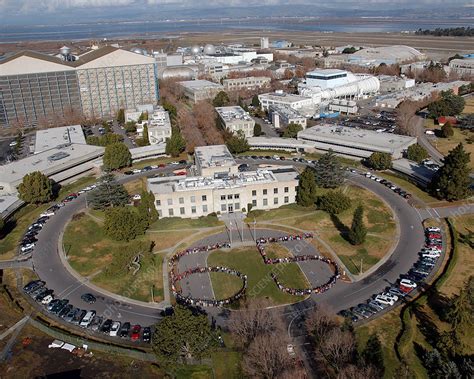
269, 104, 305, 119
195, 145, 236, 169
179, 79, 223, 91
34, 125, 85, 154
215, 106, 253, 124
259, 92, 311, 103
307, 69, 347, 76
298, 125, 416, 150
0, 143, 104, 185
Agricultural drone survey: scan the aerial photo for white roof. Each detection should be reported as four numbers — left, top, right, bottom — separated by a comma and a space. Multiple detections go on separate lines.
76, 48, 155, 69
195, 145, 236, 169
307, 69, 347, 76
34, 125, 86, 154
215, 106, 254, 124
179, 79, 223, 90
352, 45, 424, 61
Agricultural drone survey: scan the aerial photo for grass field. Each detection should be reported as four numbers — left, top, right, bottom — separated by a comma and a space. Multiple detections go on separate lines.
149, 215, 223, 231
247, 185, 397, 275
377, 171, 439, 204
208, 247, 309, 305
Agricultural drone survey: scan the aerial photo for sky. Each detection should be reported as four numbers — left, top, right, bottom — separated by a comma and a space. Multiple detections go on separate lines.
0, 0, 472, 25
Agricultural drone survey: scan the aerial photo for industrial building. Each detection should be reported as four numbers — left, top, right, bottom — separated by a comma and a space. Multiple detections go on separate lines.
138, 106, 172, 144
247, 137, 315, 153
258, 91, 314, 112
297, 125, 417, 159
178, 80, 224, 103
328, 100, 358, 115
347, 45, 426, 66
222, 76, 271, 91
34, 125, 86, 154
268, 104, 307, 129
215, 106, 255, 138
378, 75, 415, 93
305, 69, 352, 90
147, 145, 298, 218
448, 58, 474, 77
0, 46, 159, 128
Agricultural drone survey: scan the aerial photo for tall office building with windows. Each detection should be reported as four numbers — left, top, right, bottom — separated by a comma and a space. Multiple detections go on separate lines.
0, 46, 159, 128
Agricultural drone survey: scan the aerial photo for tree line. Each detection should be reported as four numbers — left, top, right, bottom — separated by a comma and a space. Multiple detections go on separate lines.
415, 27, 474, 37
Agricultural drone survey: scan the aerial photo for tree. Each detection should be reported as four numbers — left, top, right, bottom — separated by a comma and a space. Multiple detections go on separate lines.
253, 123, 263, 137
152, 305, 217, 366
282, 123, 303, 138
366, 152, 392, 170
361, 334, 384, 375
305, 305, 339, 344
0, 218, 5, 235
103, 207, 142, 241
314, 150, 345, 188
116, 108, 125, 124
317, 190, 351, 215
88, 174, 129, 210
440, 122, 455, 138
347, 205, 367, 245
252, 94, 261, 108
296, 167, 318, 207
18, 171, 53, 204
396, 101, 417, 136
103, 142, 132, 171
446, 276, 474, 330
407, 143, 429, 163
342, 47, 357, 54
86, 133, 123, 146
431, 143, 471, 201
226, 131, 249, 154
428, 90, 465, 117
165, 127, 186, 157
142, 123, 150, 145
212, 90, 230, 107
137, 190, 159, 231
320, 328, 356, 372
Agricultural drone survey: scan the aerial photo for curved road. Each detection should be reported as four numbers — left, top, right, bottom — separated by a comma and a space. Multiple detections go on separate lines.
26, 159, 473, 328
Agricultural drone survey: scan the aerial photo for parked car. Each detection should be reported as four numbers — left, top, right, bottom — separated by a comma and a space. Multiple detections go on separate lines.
100, 319, 113, 334
23, 280, 45, 294
131, 325, 141, 341
35, 289, 53, 302
400, 279, 417, 288
142, 327, 151, 343
46, 299, 61, 311
20, 243, 35, 252
64, 308, 80, 323
426, 227, 441, 233
58, 304, 73, 318
124, 171, 134, 175
72, 310, 87, 325
41, 295, 54, 305
80, 311, 96, 328
51, 299, 69, 315
90, 316, 103, 332
40, 211, 55, 217
119, 322, 131, 338
81, 293, 96, 304
375, 295, 395, 306
132, 194, 141, 201
110, 321, 121, 337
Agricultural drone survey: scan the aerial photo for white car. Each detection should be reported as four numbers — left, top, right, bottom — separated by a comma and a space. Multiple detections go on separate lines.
390, 186, 397, 190
287, 344, 296, 357
40, 211, 55, 217
90, 184, 97, 189
382, 292, 399, 302
110, 321, 121, 337
400, 279, 417, 288
41, 295, 54, 305
132, 194, 141, 201
170, 161, 179, 165
375, 178, 382, 182
365, 172, 372, 177
80, 310, 96, 328
150, 165, 158, 169
421, 251, 441, 259
375, 295, 395, 306
132, 169, 142, 174
9, 141, 18, 147
370, 176, 377, 180
426, 227, 441, 233
20, 243, 35, 252
84, 186, 93, 191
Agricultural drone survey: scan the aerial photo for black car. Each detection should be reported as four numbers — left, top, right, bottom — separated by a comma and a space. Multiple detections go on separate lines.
119, 322, 131, 338
142, 166, 153, 171
51, 299, 69, 314
81, 293, 96, 304
35, 289, 53, 302
124, 171, 134, 175
142, 327, 151, 343
58, 304, 73, 318
179, 160, 187, 164
100, 319, 113, 334
72, 310, 87, 325
23, 280, 45, 293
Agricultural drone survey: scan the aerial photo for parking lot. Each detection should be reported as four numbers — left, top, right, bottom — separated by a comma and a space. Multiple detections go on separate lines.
321, 112, 397, 133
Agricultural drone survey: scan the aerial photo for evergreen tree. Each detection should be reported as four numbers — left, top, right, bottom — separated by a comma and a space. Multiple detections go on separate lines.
116, 108, 125, 124
253, 123, 263, 137
251, 95, 261, 108
152, 305, 217, 366
446, 276, 474, 330
314, 150, 345, 188
431, 143, 471, 201
142, 123, 150, 145
440, 122, 454, 138
348, 205, 367, 245
103, 206, 142, 241
88, 174, 129, 210
103, 142, 132, 171
212, 91, 230, 107
165, 127, 186, 157
226, 131, 249, 154
407, 143, 429, 163
296, 167, 318, 207
18, 171, 53, 204
282, 123, 303, 138
137, 190, 159, 232
317, 190, 351, 215
361, 333, 384, 375
366, 152, 392, 170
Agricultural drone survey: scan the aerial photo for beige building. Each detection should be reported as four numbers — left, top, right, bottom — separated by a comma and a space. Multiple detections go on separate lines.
178, 79, 224, 103
215, 106, 255, 138
222, 76, 271, 91
147, 145, 298, 218
269, 104, 307, 129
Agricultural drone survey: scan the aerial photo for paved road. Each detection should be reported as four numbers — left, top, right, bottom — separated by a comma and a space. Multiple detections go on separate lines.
414, 115, 444, 165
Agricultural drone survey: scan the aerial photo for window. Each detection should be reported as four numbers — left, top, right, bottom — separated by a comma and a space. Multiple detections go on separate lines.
221, 195, 226, 201
284, 187, 289, 193
263, 189, 267, 195
234, 194, 240, 199
252, 199, 257, 206
274, 198, 278, 205
168, 209, 174, 216
191, 206, 196, 214
203, 205, 208, 213
202, 195, 207, 202
179, 197, 184, 204
235, 203, 240, 210
252, 190, 257, 196
156, 200, 161, 206
190, 196, 196, 203
180, 207, 185, 215
227, 194, 233, 200
158, 210, 162, 217
284, 196, 289, 204
221, 204, 227, 212
167, 198, 173, 206
263, 199, 268, 206
274, 188, 278, 194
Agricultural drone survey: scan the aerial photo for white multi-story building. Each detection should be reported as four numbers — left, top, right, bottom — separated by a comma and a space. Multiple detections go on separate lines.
258, 91, 314, 111
222, 76, 271, 91
134, 106, 172, 145
215, 106, 255, 138
268, 104, 307, 129
305, 69, 351, 90
148, 145, 298, 218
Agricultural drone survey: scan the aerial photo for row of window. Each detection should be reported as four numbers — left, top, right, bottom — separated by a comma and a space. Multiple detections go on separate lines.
252, 196, 290, 207
165, 204, 209, 217
156, 194, 209, 207
252, 187, 289, 196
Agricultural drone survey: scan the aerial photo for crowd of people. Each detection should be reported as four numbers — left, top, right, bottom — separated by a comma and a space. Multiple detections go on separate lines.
256, 233, 340, 295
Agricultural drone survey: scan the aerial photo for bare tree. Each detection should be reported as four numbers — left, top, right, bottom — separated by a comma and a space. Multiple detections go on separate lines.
193, 101, 224, 145
242, 333, 296, 379
395, 100, 418, 136
336, 364, 380, 379
305, 305, 339, 343
319, 328, 356, 373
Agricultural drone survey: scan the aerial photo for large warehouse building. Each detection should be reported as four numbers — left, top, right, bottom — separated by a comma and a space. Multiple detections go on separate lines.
0, 46, 159, 128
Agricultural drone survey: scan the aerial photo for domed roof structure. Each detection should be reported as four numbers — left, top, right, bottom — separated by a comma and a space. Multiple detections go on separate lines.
190, 45, 201, 55
60, 46, 71, 56
160, 66, 196, 80
131, 47, 145, 55
203, 44, 216, 55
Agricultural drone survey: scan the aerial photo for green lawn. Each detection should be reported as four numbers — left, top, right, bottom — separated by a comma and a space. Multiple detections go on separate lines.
149, 215, 223, 231
209, 272, 244, 300
211, 351, 243, 378
208, 248, 309, 306
378, 171, 439, 204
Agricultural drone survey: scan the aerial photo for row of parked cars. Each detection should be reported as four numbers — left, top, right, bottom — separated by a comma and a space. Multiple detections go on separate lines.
23, 280, 152, 342
338, 227, 443, 322
123, 160, 188, 176
363, 172, 412, 199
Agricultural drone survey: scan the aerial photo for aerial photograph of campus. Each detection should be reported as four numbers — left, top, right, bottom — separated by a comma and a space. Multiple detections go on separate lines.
0, 0, 472, 378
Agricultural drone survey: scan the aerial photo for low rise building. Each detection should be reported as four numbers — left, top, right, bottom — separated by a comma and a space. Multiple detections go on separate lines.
378, 75, 415, 93
215, 106, 255, 138
222, 76, 271, 91
449, 58, 474, 77
34, 125, 86, 154
139, 106, 172, 144
147, 145, 298, 218
328, 100, 358, 115
258, 91, 313, 111
178, 79, 224, 103
269, 104, 307, 129
124, 104, 155, 123
297, 125, 417, 159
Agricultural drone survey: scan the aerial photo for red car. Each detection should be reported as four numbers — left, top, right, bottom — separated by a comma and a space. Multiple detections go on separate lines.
158, 163, 166, 168
131, 324, 141, 341
427, 233, 442, 239
399, 285, 414, 294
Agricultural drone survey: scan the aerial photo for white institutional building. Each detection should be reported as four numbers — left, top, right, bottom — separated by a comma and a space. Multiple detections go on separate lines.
215, 106, 255, 138
147, 145, 298, 218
